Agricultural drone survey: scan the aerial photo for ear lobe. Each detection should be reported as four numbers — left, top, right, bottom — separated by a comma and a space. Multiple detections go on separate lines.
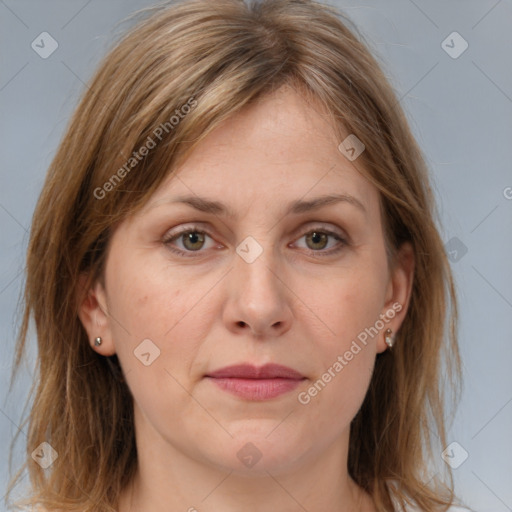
77, 273, 116, 356
377, 242, 415, 353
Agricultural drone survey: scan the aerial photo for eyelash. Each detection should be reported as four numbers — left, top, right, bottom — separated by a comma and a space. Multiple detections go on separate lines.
162, 224, 348, 258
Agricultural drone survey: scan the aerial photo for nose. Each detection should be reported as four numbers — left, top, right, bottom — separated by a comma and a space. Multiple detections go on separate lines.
222, 247, 293, 339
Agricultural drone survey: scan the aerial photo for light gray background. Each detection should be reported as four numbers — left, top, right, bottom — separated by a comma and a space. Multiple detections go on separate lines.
1, 1, 511, 511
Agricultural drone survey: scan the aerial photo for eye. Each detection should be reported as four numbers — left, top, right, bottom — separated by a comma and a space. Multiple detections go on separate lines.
162, 224, 348, 258
293, 228, 347, 256
163, 226, 218, 257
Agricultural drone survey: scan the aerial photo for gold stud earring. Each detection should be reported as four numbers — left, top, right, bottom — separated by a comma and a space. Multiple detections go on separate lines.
94, 337, 102, 346
384, 329, 394, 349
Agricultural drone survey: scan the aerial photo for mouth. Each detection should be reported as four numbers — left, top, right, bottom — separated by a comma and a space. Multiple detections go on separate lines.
205, 363, 306, 401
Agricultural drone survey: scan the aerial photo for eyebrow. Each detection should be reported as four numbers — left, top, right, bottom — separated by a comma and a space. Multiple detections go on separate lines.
164, 193, 367, 217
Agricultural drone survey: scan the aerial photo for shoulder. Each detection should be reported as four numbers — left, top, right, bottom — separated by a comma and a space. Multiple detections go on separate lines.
403, 504, 474, 512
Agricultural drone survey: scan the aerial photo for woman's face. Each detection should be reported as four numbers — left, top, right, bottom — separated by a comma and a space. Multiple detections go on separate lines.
81, 86, 413, 476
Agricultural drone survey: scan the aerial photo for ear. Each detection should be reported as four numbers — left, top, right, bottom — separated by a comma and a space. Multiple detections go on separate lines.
77, 273, 116, 356
376, 241, 415, 353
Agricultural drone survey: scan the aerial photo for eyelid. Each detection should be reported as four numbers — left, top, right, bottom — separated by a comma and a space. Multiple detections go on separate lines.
290, 226, 348, 256
291, 222, 348, 242
161, 224, 220, 253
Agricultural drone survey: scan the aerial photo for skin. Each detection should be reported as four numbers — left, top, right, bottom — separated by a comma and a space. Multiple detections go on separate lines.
79, 85, 414, 512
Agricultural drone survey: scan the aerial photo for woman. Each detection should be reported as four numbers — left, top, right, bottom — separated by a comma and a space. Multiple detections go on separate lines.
7, 0, 471, 510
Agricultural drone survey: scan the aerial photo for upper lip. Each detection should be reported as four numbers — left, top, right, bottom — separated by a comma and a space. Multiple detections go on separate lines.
206, 363, 304, 380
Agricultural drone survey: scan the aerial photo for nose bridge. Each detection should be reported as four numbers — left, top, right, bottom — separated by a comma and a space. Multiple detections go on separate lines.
226, 233, 292, 336
234, 234, 280, 301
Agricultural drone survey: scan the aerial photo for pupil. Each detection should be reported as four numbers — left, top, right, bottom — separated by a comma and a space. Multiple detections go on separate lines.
309, 231, 326, 249
185, 232, 203, 250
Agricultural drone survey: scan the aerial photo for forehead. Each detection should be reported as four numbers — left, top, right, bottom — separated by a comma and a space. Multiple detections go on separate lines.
143, 87, 381, 222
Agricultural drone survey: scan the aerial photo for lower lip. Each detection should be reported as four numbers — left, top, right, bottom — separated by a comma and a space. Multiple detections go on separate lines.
206, 377, 304, 400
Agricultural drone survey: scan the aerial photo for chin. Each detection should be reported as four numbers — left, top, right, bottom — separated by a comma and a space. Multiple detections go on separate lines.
202, 426, 312, 476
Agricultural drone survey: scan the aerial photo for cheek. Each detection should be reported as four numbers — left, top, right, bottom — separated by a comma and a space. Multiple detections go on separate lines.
303, 265, 388, 351
297, 291, 378, 433
310, 353, 375, 440
104, 258, 213, 380
107, 254, 206, 337
104, 263, 214, 432
295, 260, 387, 408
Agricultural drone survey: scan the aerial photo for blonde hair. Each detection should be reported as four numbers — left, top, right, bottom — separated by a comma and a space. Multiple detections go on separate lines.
7, 0, 462, 510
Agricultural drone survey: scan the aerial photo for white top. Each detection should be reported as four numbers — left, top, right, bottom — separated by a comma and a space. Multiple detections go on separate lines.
404, 505, 471, 511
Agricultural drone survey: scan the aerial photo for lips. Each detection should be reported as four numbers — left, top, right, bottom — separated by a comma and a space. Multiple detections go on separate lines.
205, 363, 306, 400
206, 363, 304, 380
